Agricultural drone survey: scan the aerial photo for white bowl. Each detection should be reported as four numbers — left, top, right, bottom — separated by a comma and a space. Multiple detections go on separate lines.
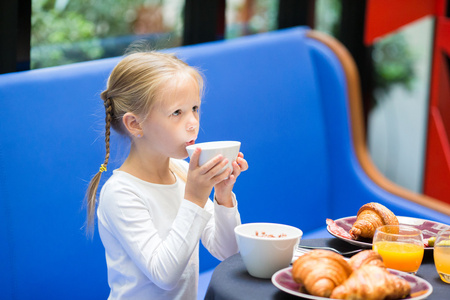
234, 222, 303, 278
186, 141, 241, 175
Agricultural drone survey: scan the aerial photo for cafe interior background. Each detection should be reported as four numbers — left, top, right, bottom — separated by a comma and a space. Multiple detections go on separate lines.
2, 0, 450, 299
3, 0, 449, 206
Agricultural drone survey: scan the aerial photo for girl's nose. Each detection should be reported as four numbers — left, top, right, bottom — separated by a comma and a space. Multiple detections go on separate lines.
187, 124, 197, 131
187, 113, 199, 131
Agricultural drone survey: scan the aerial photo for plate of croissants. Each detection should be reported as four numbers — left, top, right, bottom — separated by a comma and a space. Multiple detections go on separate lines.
272, 249, 432, 300
326, 202, 450, 249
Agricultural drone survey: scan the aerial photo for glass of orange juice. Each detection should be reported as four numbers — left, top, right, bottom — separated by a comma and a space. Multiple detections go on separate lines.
434, 229, 450, 283
373, 225, 424, 274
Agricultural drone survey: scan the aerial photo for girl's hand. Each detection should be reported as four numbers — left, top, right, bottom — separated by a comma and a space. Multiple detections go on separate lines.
185, 148, 231, 207
214, 152, 248, 207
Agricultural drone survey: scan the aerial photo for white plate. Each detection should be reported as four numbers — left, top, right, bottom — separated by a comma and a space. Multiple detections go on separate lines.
272, 266, 433, 300
327, 216, 450, 249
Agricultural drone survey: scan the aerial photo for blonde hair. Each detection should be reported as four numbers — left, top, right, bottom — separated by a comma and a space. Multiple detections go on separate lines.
85, 51, 203, 236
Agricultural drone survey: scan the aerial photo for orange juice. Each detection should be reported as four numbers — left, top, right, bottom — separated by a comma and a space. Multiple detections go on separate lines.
434, 245, 450, 283
373, 241, 424, 273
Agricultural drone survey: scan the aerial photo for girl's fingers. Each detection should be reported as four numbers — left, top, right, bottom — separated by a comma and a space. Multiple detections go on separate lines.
189, 148, 201, 170
216, 163, 238, 186
210, 158, 229, 176
191, 151, 246, 184
201, 154, 227, 175
232, 161, 241, 176
236, 157, 248, 171
215, 167, 233, 183
224, 173, 236, 185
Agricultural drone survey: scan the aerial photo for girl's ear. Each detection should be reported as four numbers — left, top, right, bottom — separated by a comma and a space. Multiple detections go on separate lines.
122, 112, 143, 138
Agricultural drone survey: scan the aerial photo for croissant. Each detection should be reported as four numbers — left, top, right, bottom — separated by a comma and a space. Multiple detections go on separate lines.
330, 265, 411, 300
291, 250, 352, 297
349, 250, 385, 270
349, 203, 398, 240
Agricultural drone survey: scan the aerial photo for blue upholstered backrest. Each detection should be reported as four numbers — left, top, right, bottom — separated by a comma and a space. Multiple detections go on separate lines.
1, 27, 448, 299
0, 59, 117, 299
181, 29, 330, 226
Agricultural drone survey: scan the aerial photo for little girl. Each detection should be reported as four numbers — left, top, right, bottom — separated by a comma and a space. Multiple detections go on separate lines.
85, 51, 248, 300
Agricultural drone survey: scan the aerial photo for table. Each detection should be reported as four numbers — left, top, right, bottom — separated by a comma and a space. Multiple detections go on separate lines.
204, 238, 449, 299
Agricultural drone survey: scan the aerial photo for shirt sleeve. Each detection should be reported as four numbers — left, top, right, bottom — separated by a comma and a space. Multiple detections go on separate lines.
200, 193, 241, 260
98, 184, 212, 290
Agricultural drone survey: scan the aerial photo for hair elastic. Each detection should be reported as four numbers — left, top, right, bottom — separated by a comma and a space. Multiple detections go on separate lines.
99, 164, 107, 173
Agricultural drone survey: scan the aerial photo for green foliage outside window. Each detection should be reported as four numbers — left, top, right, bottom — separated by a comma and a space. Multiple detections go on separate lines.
32, 0, 416, 95
372, 34, 415, 95
31, 0, 180, 69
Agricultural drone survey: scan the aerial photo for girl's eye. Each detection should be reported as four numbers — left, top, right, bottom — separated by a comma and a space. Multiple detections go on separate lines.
193, 105, 199, 112
172, 109, 181, 116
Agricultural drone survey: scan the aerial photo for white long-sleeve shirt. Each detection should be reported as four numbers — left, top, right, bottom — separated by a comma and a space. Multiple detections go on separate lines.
97, 159, 241, 300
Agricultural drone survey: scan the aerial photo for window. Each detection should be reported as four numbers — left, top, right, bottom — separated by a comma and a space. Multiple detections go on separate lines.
31, 0, 184, 69
3, 0, 313, 72
225, 0, 279, 39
